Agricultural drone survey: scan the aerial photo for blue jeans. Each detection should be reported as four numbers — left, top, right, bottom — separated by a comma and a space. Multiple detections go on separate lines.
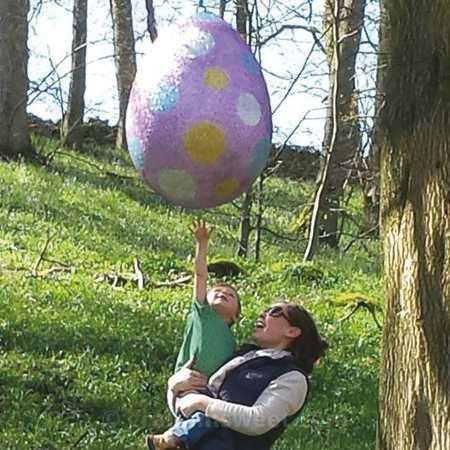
170, 412, 234, 449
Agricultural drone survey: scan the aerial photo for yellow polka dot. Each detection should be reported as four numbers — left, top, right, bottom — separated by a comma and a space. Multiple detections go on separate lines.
184, 122, 226, 165
204, 67, 230, 90
216, 178, 239, 197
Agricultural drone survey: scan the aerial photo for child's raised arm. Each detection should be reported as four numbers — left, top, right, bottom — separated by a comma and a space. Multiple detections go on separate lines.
189, 219, 214, 304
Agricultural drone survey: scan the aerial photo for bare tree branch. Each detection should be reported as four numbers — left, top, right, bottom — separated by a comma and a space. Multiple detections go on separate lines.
260, 24, 326, 53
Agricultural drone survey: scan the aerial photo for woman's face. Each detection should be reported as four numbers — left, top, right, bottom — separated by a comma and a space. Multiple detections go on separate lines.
253, 303, 301, 349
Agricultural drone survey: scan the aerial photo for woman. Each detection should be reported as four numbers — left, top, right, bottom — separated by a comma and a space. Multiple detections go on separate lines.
160, 302, 328, 450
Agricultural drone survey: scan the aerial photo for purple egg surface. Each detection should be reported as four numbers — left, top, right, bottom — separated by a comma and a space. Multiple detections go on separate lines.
126, 12, 272, 209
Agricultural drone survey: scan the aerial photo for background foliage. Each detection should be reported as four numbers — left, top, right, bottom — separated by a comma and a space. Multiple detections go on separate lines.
0, 137, 381, 449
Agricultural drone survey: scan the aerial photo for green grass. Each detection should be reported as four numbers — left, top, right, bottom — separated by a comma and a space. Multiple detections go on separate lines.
0, 136, 382, 449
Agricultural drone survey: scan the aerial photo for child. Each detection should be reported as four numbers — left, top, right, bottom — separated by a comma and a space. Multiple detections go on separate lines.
146, 219, 241, 450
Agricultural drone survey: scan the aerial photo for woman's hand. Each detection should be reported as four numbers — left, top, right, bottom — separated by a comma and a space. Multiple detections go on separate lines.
177, 393, 212, 417
168, 359, 208, 396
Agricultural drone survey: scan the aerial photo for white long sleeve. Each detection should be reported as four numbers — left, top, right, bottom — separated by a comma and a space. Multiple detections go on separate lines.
204, 370, 308, 436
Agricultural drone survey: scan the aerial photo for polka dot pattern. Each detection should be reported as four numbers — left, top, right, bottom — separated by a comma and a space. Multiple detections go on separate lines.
128, 137, 145, 173
249, 137, 271, 179
126, 12, 272, 208
149, 84, 180, 112
237, 93, 262, 126
184, 122, 226, 165
158, 169, 196, 201
216, 178, 239, 198
204, 67, 230, 90
243, 52, 260, 75
185, 30, 215, 59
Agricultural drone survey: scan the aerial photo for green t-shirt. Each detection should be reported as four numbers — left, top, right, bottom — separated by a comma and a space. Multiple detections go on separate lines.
174, 300, 236, 378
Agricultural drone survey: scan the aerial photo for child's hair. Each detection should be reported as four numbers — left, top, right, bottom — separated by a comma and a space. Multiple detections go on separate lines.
211, 282, 242, 318
283, 303, 328, 375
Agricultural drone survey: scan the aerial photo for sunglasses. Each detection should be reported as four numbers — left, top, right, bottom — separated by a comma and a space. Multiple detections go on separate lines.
264, 305, 291, 322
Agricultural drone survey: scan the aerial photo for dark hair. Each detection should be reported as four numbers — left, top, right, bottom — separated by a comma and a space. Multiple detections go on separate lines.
284, 303, 328, 375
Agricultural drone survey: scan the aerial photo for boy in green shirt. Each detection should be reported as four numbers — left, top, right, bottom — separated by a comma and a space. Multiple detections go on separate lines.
174, 219, 240, 377
147, 219, 240, 449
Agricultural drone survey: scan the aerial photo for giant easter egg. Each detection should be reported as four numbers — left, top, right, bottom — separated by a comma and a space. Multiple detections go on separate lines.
126, 12, 272, 209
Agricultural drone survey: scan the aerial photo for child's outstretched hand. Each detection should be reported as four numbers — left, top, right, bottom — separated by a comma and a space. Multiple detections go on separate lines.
190, 219, 214, 245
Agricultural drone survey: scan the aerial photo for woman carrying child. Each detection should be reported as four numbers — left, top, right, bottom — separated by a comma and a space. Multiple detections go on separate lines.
147, 221, 328, 450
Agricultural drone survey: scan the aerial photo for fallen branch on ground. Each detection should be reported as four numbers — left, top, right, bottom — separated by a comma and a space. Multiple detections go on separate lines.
95, 268, 192, 290
339, 300, 382, 330
32, 230, 56, 276
134, 257, 145, 289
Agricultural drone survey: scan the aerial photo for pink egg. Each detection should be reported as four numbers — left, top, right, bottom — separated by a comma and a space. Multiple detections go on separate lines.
126, 12, 272, 209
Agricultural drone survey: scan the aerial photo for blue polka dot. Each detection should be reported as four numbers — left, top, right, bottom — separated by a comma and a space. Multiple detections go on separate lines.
149, 84, 180, 112
186, 30, 215, 58
249, 138, 271, 180
128, 137, 145, 173
243, 52, 260, 75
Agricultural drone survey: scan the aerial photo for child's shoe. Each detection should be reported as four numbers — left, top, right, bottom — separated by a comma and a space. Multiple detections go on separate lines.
145, 432, 183, 450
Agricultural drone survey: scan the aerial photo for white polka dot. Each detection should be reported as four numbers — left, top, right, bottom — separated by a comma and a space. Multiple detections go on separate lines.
158, 169, 196, 201
173, 27, 215, 60
237, 93, 262, 126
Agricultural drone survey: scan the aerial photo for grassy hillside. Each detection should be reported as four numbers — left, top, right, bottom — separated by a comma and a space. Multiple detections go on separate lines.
0, 137, 382, 450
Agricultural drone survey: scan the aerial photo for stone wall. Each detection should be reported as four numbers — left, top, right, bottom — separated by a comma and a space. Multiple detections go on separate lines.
270, 144, 321, 181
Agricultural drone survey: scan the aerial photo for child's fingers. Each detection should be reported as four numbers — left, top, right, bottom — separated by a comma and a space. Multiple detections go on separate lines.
183, 356, 196, 369
189, 219, 201, 233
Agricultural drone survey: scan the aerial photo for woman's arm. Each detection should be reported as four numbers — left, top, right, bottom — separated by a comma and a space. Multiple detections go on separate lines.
167, 359, 208, 416
178, 371, 308, 436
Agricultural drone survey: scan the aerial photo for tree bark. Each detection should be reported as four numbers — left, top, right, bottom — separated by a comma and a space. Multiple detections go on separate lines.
219, 0, 227, 19
378, 1, 450, 449
235, 0, 253, 258
236, 0, 248, 42
109, 0, 137, 150
320, 0, 366, 247
304, 0, 342, 261
254, 175, 265, 262
0, 0, 31, 159
145, 0, 157, 42
361, 0, 384, 235
237, 188, 253, 258
61, 0, 88, 149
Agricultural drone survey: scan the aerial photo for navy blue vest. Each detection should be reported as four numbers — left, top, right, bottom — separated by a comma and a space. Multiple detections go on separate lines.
216, 346, 309, 450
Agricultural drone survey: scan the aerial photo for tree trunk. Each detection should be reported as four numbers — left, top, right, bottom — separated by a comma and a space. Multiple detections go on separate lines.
237, 189, 252, 258
0, 0, 31, 159
61, 0, 88, 149
236, 0, 248, 42
219, 0, 227, 19
254, 175, 265, 262
145, 0, 157, 42
320, 0, 366, 247
109, 0, 137, 150
235, 0, 253, 258
361, 0, 384, 235
304, 0, 342, 261
378, 1, 450, 449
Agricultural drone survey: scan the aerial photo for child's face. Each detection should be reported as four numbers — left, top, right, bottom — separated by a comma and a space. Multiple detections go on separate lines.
207, 285, 240, 325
